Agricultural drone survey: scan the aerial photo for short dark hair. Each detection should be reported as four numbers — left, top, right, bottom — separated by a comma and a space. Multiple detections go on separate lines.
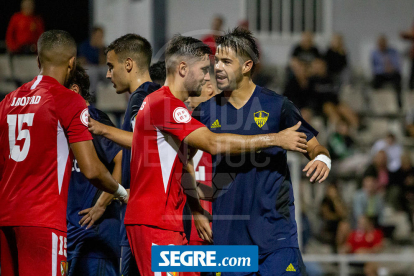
69, 64, 91, 102
165, 35, 212, 74
215, 27, 260, 73
37, 30, 77, 64
149, 61, 166, 85
105, 33, 152, 71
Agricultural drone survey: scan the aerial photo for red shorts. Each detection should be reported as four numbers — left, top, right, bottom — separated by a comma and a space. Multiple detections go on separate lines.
126, 224, 189, 276
0, 226, 67, 276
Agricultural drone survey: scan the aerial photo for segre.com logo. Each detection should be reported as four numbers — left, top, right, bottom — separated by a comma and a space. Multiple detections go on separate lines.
151, 246, 258, 272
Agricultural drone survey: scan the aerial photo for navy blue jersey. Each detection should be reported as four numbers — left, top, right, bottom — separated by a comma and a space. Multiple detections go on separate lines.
193, 86, 318, 254
120, 81, 161, 246
67, 106, 122, 260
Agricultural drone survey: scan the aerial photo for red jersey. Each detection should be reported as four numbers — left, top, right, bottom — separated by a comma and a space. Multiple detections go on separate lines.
6, 12, 44, 53
347, 229, 383, 253
202, 35, 217, 55
0, 75, 92, 232
126, 86, 205, 232
190, 150, 213, 243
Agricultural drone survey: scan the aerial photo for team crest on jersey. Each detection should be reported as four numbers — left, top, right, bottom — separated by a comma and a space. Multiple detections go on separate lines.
60, 261, 68, 276
173, 107, 191, 123
254, 111, 269, 128
167, 272, 178, 276
80, 108, 89, 127
140, 101, 146, 110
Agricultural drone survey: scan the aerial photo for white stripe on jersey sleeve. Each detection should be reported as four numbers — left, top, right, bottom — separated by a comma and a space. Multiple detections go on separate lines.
57, 121, 70, 194
156, 127, 181, 193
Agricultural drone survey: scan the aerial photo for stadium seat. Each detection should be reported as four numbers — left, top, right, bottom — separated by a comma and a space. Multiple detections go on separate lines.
370, 88, 399, 114
11, 55, 39, 83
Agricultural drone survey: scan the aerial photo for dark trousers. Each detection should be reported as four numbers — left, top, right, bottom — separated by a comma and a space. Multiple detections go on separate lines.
410, 58, 414, 90
372, 72, 402, 108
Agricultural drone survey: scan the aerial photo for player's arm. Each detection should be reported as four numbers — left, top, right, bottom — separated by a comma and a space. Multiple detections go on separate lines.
182, 158, 213, 243
70, 141, 128, 202
88, 118, 133, 149
79, 150, 123, 228
184, 121, 308, 155
302, 137, 331, 183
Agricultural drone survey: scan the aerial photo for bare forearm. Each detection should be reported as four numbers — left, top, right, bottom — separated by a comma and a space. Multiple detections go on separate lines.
182, 161, 203, 213
88, 168, 119, 194
307, 144, 330, 160
102, 125, 133, 149
211, 133, 280, 155
96, 191, 114, 207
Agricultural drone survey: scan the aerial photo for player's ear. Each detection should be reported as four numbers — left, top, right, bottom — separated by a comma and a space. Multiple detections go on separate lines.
70, 84, 80, 94
125, 58, 133, 73
242, 59, 254, 74
178, 61, 187, 78
68, 56, 76, 73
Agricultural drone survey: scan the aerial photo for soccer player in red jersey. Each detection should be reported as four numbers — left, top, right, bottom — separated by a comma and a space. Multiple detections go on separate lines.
126, 35, 310, 276
0, 30, 128, 276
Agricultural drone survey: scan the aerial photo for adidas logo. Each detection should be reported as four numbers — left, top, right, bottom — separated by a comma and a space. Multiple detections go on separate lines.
286, 263, 296, 272
211, 119, 221, 128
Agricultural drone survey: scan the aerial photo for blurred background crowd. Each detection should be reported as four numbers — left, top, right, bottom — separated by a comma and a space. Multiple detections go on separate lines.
2, 0, 414, 275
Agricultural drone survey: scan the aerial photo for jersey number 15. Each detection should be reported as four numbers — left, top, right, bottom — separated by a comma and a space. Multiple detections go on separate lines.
7, 113, 35, 162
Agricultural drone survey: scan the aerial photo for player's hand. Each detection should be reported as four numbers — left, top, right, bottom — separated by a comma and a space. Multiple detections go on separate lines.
193, 209, 213, 243
78, 204, 106, 229
118, 191, 129, 204
277, 122, 308, 153
88, 117, 106, 136
303, 160, 330, 183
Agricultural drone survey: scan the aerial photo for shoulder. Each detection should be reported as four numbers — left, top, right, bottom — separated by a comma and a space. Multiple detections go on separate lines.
259, 87, 286, 104
89, 106, 114, 127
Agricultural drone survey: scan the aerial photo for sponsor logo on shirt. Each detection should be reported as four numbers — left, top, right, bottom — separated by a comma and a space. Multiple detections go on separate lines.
60, 261, 68, 276
80, 108, 89, 127
254, 111, 269, 128
10, 96, 41, 107
286, 263, 296, 272
140, 101, 147, 110
211, 119, 221, 129
173, 107, 191, 123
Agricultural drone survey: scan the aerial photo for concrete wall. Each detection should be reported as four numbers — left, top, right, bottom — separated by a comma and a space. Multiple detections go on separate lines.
93, 0, 153, 46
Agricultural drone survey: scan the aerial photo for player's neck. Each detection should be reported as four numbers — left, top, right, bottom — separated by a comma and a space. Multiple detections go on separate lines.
129, 71, 152, 94
165, 76, 189, 102
39, 67, 67, 86
226, 78, 256, 109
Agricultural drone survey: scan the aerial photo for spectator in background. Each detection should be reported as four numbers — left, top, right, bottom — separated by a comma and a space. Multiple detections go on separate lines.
340, 216, 383, 276
289, 32, 321, 89
371, 35, 402, 109
325, 34, 348, 84
364, 150, 390, 193
327, 120, 355, 161
78, 26, 107, 95
201, 15, 224, 55
307, 59, 359, 128
353, 176, 385, 227
319, 183, 350, 253
396, 153, 414, 231
6, 0, 44, 54
371, 133, 403, 183
78, 26, 106, 66
400, 19, 414, 90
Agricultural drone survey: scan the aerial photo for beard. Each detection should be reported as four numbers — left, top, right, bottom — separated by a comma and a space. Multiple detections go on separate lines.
184, 72, 204, 97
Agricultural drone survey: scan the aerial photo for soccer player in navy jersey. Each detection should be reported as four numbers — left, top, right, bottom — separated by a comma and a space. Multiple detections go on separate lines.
82, 33, 161, 276
67, 65, 123, 276
192, 28, 331, 276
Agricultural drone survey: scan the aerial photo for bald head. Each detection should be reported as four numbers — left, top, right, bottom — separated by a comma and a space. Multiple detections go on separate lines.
37, 30, 77, 67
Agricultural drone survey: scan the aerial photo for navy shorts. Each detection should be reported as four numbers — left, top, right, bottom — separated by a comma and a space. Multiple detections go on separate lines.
221, 247, 307, 276
68, 257, 119, 276
121, 245, 140, 276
